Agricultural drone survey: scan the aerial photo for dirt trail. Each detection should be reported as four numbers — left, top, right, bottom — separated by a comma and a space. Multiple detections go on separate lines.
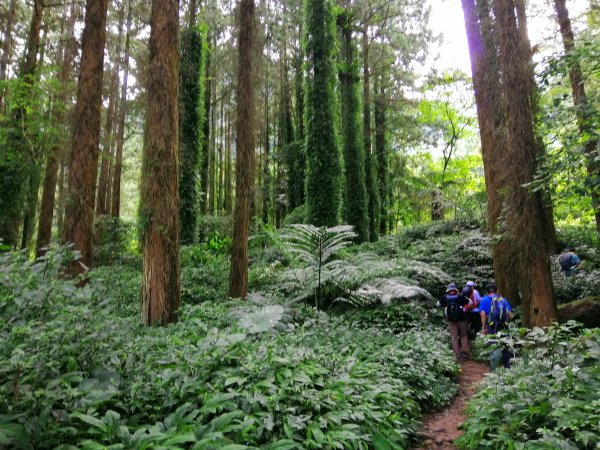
413, 359, 489, 450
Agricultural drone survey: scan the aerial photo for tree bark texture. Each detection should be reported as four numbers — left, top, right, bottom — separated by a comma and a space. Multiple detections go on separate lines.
140, 0, 181, 325
492, 0, 556, 327
200, 38, 211, 214
111, 0, 133, 218
63, 0, 109, 273
461, 0, 521, 305
554, 0, 600, 232
0, 0, 18, 112
229, 0, 256, 299
36, 0, 79, 257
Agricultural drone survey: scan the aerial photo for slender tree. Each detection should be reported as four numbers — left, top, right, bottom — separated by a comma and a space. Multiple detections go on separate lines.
36, 0, 79, 257
140, 0, 181, 325
178, 18, 206, 243
362, 1, 380, 241
337, 7, 368, 242
111, 0, 132, 218
374, 72, 388, 235
304, 0, 342, 226
229, 0, 257, 299
63, 0, 109, 273
0, 0, 17, 112
200, 37, 212, 214
492, 0, 556, 327
553, 0, 600, 232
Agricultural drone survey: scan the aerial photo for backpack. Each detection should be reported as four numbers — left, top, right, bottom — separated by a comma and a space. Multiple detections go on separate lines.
446, 294, 465, 322
488, 296, 509, 329
559, 253, 572, 270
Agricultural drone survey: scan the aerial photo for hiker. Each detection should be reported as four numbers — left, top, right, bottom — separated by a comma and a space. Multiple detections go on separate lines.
479, 282, 514, 368
479, 282, 512, 335
559, 248, 581, 275
436, 283, 472, 360
463, 281, 481, 337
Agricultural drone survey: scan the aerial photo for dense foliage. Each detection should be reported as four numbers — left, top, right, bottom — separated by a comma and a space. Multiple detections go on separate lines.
458, 323, 600, 450
0, 246, 459, 449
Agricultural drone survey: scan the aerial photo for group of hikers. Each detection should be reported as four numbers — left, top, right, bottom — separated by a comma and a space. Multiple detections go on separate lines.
436, 281, 512, 362
436, 248, 582, 367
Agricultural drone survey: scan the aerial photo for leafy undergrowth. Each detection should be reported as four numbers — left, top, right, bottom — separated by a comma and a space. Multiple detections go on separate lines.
0, 248, 458, 449
458, 323, 600, 450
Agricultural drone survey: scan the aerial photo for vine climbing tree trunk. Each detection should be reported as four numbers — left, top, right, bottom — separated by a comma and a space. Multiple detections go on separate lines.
63, 0, 109, 274
140, 0, 181, 325
229, 0, 256, 299
554, 0, 600, 232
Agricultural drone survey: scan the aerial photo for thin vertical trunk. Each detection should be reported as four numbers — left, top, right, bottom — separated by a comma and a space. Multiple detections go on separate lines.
218, 95, 224, 212
362, 3, 378, 241
63, 0, 109, 273
375, 74, 388, 235
554, 0, 600, 232
208, 86, 216, 214
262, 64, 270, 224
188, 0, 197, 28
0, 0, 18, 112
140, 0, 181, 325
225, 109, 233, 214
200, 38, 211, 214
229, 0, 256, 299
492, 0, 556, 327
37, 1, 79, 256
111, 0, 132, 218
97, 5, 125, 217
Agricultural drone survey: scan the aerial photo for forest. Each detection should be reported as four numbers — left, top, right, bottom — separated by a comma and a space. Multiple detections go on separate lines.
0, 0, 599, 448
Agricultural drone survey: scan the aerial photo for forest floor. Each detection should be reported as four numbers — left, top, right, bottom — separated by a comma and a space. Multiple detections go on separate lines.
413, 359, 489, 450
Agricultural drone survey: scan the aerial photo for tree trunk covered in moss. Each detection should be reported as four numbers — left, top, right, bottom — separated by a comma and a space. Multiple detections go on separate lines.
200, 37, 212, 214
554, 0, 600, 233
63, 0, 108, 273
462, 0, 521, 305
375, 73, 388, 236
304, 0, 341, 227
492, 0, 556, 327
362, 3, 379, 242
337, 9, 368, 242
111, 0, 132, 219
178, 25, 206, 243
0, 0, 44, 249
140, 0, 181, 325
229, 0, 256, 299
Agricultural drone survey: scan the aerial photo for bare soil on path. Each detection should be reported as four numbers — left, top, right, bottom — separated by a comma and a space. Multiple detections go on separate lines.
413, 359, 489, 450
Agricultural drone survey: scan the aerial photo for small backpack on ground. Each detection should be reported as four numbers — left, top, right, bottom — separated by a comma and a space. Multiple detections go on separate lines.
446, 294, 465, 322
559, 253, 572, 271
488, 296, 509, 330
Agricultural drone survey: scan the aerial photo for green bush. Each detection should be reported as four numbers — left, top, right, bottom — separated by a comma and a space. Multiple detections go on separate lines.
93, 216, 139, 267
457, 323, 600, 450
0, 248, 458, 449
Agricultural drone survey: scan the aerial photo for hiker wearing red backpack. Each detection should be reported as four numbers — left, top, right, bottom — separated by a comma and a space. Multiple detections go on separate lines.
436, 283, 472, 360
479, 282, 513, 335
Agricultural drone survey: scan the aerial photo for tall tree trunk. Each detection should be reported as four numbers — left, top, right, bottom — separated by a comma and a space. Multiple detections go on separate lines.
362, 3, 379, 241
63, 0, 109, 274
462, 0, 520, 305
492, 0, 556, 327
304, 0, 342, 226
111, 0, 132, 218
97, 6, 125, 217
0, 0, 17, 112
338, 9, 368, 242
140, 0, 181, 325
375, 73, 388, 235
200, 38, 212, 214
262, 63, 270, 224
0, 0, 44, 249
229, 0, 256, 299
554, 0, 600, 232
225, 110, 233, 214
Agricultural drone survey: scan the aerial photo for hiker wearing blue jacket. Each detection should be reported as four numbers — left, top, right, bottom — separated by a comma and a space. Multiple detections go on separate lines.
479, 282, 512, 335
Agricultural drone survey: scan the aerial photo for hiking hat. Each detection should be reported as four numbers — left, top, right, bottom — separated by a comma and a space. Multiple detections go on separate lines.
446, 283, 459, 293
485, 282, 497, 293
466, 281, 476, 287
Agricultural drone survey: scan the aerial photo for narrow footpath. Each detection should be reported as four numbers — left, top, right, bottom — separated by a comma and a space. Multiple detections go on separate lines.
413, 359, 489, 450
